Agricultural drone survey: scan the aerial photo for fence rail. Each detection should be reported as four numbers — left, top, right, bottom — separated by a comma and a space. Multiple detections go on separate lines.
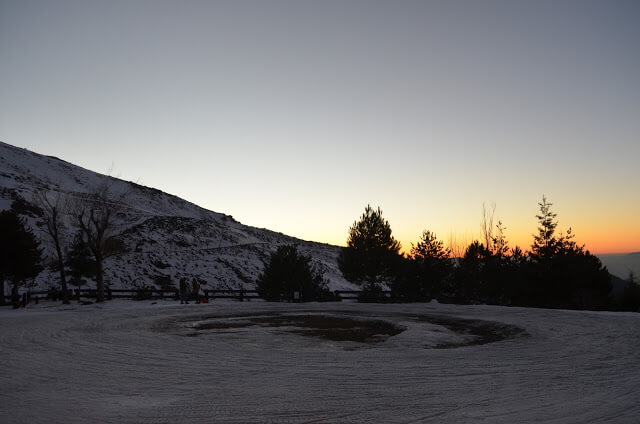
2, 288, 390, 304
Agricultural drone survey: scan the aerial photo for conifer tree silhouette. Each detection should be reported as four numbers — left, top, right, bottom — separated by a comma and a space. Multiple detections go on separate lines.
338, 205, 401, 287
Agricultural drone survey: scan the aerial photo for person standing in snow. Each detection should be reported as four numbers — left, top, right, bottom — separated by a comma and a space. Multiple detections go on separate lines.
179, 278, 189, 304
192, 278, 201, 304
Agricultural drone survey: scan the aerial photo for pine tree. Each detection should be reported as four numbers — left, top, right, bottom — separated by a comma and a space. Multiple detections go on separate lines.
338, 205, 401, 286
0, 208, 43, 305
411, 230, 450, 261
528, 196, 611, 309
394, 230, 452, 301
257, 245, 328, 302
531, 195, 559, 259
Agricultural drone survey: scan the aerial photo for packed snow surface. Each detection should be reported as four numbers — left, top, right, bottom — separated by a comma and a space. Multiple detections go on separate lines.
1, 301, 638, 423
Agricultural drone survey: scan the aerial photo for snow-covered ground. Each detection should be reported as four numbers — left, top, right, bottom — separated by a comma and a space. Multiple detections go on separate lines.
1, 301, 638, 423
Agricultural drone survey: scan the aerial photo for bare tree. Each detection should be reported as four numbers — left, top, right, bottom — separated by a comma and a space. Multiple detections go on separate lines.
74, 179, 128, 302
34, 189, 71, 304
481, 202, 496, 253
447, 231, 467, 259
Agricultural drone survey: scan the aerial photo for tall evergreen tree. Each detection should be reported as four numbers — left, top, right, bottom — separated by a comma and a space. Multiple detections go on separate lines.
0, 208, 43, 305
394, 230, 452, 301
528, 196, 562, 306
531, 195, 559, 260
528, 196, 611, 309
338, 205, 401, 286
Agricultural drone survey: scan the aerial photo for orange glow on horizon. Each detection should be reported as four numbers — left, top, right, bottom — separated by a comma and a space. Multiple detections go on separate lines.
323, 228, 640, 257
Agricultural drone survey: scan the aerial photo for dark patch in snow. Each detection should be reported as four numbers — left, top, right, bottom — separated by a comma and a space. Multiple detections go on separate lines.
174, 311, 527, 348
410, 314, 529, 348
190, 314, 404, 343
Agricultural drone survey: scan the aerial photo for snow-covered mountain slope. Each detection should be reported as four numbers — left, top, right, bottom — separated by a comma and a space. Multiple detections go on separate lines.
0, 141, 355, 291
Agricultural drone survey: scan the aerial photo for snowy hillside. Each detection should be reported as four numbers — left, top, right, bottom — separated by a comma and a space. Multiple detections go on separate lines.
0, 141, 355, 291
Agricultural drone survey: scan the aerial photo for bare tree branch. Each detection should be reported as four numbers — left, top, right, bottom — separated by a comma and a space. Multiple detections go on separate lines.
33, 189, 71, 304
73, 179, 129, 302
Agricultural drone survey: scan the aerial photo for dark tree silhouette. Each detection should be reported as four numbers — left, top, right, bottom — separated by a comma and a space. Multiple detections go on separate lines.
74, 181, 127, 302
394, 230, 452, 301
504, 246, 531, 306
556, 230, 611, 309
34, 190, 71, 304
621, 272, 640, 311
451, 241, 487, 303
527, 196, 611, 309
528, 196, 565, 306
411, 230, 450, 262
0, 208, 43, 306
66, 231, 97, 298
257, 244, 329, 302
338, 205, 401, 287
491, 220, 509, 258
531, 195, 560, 260
480, 220, 513, 304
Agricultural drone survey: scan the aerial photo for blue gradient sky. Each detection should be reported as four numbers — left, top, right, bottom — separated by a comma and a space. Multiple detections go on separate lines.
1, 0, 639, 253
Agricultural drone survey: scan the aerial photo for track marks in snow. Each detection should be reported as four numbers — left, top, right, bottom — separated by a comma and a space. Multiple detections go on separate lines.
1, 302, 639, 423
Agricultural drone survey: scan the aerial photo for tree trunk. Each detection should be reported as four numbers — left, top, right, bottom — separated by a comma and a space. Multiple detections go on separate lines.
96, 257, 104, 303
11, 282, 19, 308
54, 239, 70, 304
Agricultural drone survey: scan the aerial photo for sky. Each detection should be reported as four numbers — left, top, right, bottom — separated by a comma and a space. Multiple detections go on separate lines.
1, 0, 639, 254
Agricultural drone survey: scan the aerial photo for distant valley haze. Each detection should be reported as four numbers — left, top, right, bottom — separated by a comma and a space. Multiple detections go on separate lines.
598, 252, 640, 281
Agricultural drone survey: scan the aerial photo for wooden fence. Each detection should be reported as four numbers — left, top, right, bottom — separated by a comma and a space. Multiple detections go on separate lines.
2, 288, 392, 304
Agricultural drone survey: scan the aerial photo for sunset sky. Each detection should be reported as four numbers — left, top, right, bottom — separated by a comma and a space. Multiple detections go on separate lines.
1, 0, 639, 254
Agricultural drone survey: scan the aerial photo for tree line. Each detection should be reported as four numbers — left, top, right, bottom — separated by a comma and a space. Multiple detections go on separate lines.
335, 197, 637, 311
258, 196, 638, 311
0, 181, 127, 306
3, 187, 639, 311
